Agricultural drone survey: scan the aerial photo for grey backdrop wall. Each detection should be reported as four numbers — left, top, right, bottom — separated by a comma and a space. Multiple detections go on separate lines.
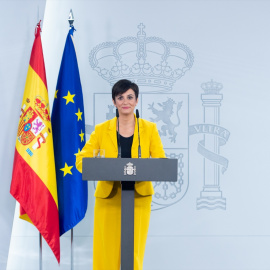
4, 0, 270, 270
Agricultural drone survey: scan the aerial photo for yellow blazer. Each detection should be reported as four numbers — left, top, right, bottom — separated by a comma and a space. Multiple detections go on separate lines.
76, 116, 166, 198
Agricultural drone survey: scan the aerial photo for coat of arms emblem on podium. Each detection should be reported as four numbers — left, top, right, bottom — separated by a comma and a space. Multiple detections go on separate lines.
124, 162, 136, 176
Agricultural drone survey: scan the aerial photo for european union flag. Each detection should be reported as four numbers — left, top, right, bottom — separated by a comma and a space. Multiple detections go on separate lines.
51, 26, 88, 236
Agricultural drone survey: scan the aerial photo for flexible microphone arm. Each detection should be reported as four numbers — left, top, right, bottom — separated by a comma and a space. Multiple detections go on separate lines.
116, 109, 121, 158
136, 109, 141, 158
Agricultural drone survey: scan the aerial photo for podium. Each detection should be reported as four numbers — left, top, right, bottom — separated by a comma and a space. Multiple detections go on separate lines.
82, 158, 178, 270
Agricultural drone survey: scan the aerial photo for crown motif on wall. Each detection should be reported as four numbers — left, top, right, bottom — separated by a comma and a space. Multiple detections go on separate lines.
201, 79, 223, 94
89, 23, 194, 91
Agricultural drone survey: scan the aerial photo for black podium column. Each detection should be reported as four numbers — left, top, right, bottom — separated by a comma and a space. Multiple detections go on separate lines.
121, 181, 135, 270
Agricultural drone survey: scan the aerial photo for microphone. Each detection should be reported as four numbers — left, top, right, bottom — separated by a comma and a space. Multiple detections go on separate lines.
136, 109, 141, 158
116, 109, 121, 158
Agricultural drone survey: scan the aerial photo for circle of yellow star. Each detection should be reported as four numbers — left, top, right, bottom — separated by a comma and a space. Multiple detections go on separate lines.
63, 91, 75, 105
75, 108, 83, 121
60, 163, 73, 177
79, 130, 84, 142
54, 90, 58, 99
74, 148, 81, 157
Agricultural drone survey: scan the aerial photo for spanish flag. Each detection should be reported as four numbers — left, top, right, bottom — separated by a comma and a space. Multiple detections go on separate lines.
10, 22, 60, 263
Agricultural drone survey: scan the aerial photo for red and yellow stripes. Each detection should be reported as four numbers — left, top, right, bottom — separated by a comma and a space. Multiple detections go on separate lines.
10, 23, 60, 263
11, 149, 60, 259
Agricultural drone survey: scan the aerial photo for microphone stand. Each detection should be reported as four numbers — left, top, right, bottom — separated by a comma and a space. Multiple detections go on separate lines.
136, 109, 141, 158
116, 109, 121, 158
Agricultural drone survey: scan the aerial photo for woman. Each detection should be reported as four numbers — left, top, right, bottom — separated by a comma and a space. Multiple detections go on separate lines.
76, 79, 165, 270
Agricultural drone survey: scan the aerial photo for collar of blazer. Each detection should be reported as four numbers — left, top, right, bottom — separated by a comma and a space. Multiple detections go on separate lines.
107, 114, 144, 151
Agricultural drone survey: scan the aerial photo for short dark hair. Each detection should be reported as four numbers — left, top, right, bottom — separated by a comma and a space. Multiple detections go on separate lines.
112, 79, 139, 101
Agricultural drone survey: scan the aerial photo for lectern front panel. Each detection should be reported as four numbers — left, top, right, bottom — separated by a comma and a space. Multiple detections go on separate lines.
82, 158, 177, 182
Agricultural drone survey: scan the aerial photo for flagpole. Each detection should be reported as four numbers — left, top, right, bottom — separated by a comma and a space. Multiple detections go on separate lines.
68, 9, 75, 270
71, 228, 74, 270
39, 233, 42, 270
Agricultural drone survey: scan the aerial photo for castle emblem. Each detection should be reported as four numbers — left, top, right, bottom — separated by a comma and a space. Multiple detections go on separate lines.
148, 98, 182, 143
124, 162, 136, 176
89, 23, 194, 92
